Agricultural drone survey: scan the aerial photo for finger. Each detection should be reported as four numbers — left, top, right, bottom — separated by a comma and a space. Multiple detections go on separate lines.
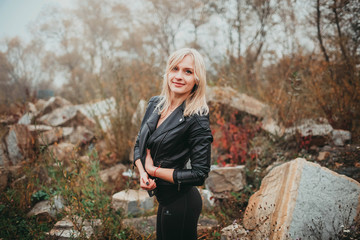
148, 181, 156, 189
149, 184, 157, 190
140, 182, 149, 190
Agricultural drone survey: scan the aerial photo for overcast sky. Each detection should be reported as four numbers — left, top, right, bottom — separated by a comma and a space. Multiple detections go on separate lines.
0, 0, 74, 41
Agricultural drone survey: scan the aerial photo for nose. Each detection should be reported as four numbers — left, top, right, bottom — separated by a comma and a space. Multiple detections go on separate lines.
175, 70, 183, 80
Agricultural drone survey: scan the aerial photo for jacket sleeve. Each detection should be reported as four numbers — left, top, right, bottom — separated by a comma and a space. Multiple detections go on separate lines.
173, 114, 213, 186
133, 96, 158, 166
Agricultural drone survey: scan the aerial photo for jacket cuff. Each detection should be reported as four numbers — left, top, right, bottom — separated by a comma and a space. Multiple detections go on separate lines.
173, 169, 179, 184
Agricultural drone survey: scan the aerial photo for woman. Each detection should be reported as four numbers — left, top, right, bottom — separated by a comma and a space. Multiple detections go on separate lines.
133, 48, 213, 240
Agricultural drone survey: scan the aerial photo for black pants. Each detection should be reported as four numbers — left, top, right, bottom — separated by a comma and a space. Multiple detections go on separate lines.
156, 187, 202, 240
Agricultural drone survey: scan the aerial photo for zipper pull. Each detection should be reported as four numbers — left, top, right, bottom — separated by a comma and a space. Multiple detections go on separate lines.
178, 181, 181, 191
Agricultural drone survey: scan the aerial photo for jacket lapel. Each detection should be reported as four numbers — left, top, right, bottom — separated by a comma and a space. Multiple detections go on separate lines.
146, 108, 160, 134
147, 101, 186, 142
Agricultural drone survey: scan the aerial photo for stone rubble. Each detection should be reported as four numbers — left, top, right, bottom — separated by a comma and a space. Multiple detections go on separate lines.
46, 215, 102, 239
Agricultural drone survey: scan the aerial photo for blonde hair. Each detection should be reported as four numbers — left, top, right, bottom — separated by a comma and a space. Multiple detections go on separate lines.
156, 48, 209, 116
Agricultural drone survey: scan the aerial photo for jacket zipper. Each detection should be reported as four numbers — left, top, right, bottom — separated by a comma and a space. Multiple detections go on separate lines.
153, 132, 169, 168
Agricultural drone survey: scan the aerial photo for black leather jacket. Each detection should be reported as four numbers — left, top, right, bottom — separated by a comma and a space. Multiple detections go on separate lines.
133, 96, 213, 191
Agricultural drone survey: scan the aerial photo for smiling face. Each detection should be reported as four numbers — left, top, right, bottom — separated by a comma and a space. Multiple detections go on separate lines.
167, 55, 197, 99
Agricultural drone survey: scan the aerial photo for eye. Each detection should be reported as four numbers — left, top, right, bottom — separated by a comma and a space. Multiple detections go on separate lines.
186, 70, 193, 74
172, 66, 179, 71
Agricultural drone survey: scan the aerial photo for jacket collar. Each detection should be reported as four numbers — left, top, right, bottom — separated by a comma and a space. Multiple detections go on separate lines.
146, 100, 186, 141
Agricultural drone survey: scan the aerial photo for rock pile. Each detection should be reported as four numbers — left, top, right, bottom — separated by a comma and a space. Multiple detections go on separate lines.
1, 89, 357, 239
0, 96, 103, 191
206, 86, 352, 146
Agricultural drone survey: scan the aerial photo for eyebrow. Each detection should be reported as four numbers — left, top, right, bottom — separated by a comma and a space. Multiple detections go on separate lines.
177, 65, 194, 71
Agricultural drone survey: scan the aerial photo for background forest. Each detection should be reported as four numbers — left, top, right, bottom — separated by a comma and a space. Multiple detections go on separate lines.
1, 0, 359, 146
0, 0, 359, 239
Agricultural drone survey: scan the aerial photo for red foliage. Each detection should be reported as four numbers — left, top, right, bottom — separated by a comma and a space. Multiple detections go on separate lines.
212, 111, 261, 166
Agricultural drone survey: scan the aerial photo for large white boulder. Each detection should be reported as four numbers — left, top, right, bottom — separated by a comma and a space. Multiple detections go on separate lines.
235, 158, 360, 239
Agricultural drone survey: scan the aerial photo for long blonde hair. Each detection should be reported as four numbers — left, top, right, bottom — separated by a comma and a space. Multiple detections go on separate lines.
156, 48, 209, 116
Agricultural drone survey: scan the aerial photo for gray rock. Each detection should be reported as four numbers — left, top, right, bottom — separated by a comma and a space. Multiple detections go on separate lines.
197, 216, 219, 232
112, 189, 154, 216
261, 116, 285, 136
206, 86, 269, 118
285, 118, 333, 137
27, 102, 37, 113
47, 142, 78, 165
17, 102, 39, 125
332, 129, 351, 146
47, 215, 101, 239
5, 125, 33, 165
37, 128, 62, 146
62, 127, 74, 137
33, 126, 74, 146
35, 99, 46, 112
99, 164, 127, 183
242, 158, 360, 239
199, 188, 215, 209
221, 222, 249, 240
27, 124, 53, 132
317, 151, 330, 161
18, 112, 34, 125
40, 96, 72, 116
6, 128, 23, 165
206, 86, 282, 136
27, 195, 64, 220
38, 106, 95, 128
77, 97, 116, 131
205, 165, 246, 196
68, 126, 94, 145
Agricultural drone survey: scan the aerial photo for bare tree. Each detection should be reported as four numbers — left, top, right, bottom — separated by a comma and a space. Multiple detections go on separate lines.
0, 37, 54, 104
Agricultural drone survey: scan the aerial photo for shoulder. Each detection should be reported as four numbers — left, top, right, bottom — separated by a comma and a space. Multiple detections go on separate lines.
146, 96, 161, 108
148, 96, 160, 104
188, 113, 211, 131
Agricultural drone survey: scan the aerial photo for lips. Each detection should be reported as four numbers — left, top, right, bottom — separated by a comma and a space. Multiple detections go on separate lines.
173, 82, 185, 87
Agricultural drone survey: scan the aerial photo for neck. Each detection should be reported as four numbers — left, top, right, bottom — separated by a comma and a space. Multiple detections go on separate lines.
170, 92, 189, 108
